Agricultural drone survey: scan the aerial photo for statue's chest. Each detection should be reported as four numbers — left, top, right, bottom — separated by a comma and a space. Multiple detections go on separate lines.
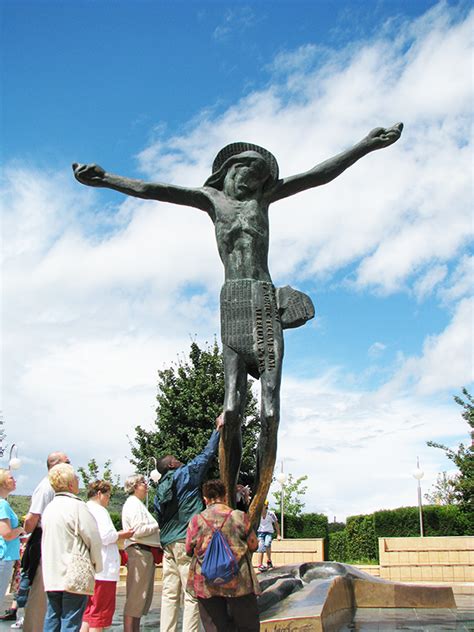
216, 200, 268, 237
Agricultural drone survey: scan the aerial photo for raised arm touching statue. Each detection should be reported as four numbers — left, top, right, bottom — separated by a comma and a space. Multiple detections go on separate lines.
73, 122, 403, 525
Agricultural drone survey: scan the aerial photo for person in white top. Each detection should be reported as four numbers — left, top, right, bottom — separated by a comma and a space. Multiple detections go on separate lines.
81, 480, 134, 632
41, 463, 102, 632
121, 474, 160, 632
22, 451, 70, 632
256, 499, 281, 572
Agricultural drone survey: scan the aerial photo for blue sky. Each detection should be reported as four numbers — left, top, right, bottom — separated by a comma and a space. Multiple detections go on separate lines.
1, 0, 472, 520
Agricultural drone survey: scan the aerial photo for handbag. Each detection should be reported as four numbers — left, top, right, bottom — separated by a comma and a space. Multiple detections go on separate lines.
63, 503, 96, 595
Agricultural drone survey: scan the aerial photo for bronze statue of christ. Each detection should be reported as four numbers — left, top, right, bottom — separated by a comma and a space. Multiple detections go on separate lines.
73, 122, 403, 523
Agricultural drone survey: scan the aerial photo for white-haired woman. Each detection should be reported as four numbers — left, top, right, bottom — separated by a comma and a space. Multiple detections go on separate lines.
41, 463, 102, 632
0, 469, 24, 612
80, 480, 134, 632
121, 474, 160, 632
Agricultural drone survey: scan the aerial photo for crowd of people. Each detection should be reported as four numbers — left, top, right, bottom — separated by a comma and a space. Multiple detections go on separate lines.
0, 414, 281, 631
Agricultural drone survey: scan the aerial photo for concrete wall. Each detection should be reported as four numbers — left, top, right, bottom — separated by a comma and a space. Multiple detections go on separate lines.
263, 538, 325, 566
379, 536, 474, 583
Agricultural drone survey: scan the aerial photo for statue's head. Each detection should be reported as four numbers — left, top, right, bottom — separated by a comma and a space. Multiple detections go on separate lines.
204, 142, 279, 197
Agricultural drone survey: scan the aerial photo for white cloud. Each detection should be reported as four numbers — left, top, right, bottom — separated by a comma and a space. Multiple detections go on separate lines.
414, 265, 447, 301
212, 7, 256, 41
368, 342, 386, 357
270, 374, 467, 519
439, 255, 473, 304
385, 297, 473, 396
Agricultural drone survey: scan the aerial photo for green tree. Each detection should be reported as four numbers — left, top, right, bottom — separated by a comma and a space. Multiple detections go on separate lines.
427, 388, 474, 510
77, 458, 121, 491
131, 341, 260, 487
272, 473, 308, 518
424, 471, 458, 505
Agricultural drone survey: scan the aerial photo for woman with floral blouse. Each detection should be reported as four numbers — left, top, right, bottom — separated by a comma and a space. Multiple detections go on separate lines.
186, 479, 260, 632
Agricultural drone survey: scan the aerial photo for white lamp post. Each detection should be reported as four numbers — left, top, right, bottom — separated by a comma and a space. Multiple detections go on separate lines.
145, 457, 161, 509
276, 463, 287, 540
9, 444, 21, 471
412, 457, 424, 537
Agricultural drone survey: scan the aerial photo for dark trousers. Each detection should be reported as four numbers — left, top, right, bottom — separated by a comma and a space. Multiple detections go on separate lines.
198, 594, 259, 632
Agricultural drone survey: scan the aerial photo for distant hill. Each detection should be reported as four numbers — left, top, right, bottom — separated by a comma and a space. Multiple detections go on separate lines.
9, 495, 30, 519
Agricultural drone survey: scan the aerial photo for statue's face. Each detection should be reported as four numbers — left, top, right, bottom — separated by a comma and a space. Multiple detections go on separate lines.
223, 154, 270, 200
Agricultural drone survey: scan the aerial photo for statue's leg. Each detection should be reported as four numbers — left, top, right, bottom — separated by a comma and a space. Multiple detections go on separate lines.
219, 344, 248, 507
249, 335, 283, 526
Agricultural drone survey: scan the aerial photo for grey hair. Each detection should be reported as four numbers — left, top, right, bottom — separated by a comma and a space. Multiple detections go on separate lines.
124, 474, 145, 495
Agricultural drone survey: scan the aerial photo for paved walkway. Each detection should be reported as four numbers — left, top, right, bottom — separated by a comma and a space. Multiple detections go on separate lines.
1, 591, 472, 630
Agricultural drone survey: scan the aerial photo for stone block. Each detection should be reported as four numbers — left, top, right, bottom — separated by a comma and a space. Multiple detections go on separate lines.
464, 566, 474, 581
411, 567, 422, 581
431, 566, 443, 580
421, 566, 432, 580
400, 567, 412, 581
442, 567, 454, 581
353, 578, 456, 609
453, 566, 465, 581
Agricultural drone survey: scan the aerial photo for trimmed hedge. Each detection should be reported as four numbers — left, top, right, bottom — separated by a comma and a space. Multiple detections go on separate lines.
275, 512, 329, 540
374, 504, 472, 538
346, 514, 378, 562
328, 504, 473, 563
328, 530, 348, 562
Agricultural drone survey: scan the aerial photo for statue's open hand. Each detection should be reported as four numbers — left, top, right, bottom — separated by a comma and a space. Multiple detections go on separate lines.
365, 122, 403, 149
72, 163, 106, 186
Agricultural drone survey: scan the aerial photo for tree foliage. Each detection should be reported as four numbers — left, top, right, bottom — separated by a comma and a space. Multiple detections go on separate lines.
77, 458, 121, 492
424, 471, 458, 505
131, 341, 260, 487
427, 388, 474, 510
272, 473, 308, 518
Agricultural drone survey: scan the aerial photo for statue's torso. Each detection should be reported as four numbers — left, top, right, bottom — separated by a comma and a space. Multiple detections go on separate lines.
206, 189, 271, 282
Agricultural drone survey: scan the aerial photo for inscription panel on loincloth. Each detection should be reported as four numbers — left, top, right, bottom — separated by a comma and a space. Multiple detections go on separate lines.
220, 280, 281, 378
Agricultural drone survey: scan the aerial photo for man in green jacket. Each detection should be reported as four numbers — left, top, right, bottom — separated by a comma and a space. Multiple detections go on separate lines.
155, 414, 224, 632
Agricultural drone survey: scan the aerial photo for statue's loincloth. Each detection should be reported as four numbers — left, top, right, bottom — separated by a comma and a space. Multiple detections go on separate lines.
220, 280, 283, 379
220, 280, 315, 379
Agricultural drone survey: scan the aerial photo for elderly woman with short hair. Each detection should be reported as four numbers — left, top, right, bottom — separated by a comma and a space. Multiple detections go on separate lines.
41, 463, 102, 632
121, 474, 160, 632
81, 480, 134, 632
0, 469, 24, 613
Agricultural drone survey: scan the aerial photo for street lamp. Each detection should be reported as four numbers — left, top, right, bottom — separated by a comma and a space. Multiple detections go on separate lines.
145, 457, 161, 509
9, 444, 21, 471
276, 463, 287, 540
412, 457, 424, 537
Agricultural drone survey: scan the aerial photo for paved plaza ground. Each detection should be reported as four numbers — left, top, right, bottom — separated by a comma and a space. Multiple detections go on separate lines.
1, 589, 472, 630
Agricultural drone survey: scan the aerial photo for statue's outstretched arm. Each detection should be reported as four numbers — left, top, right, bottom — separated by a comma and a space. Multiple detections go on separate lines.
72, 163, 210, 211
270, 123, 403, 203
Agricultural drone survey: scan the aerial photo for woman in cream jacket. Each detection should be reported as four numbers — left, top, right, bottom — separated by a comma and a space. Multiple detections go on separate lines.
41, 463, 102, 632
